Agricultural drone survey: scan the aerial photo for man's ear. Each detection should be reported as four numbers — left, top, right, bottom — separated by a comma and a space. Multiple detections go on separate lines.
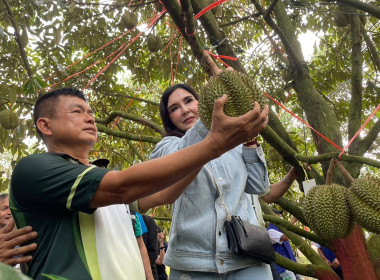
36, 118, 52, 137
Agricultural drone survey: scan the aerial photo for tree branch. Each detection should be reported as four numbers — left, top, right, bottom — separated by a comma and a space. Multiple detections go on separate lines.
112, 94, 159, 106
348, 10, 363, 143
96, 124, 161, 143
356, 119, 380, 155
161, 0, 217, 76
95, 111, 164, 135
271, 197, 309, 226
2, 0, 33, 78
261, 202, 327, 266
190, 0, 246, 72
263, 214, 327, 246
275, 254, 339, 279
250, 0, 304, 73
331, 0, 380, 19
361, 23, 380, 72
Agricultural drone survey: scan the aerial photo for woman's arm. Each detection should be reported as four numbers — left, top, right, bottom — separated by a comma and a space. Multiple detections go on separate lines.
261, 167, 298, 203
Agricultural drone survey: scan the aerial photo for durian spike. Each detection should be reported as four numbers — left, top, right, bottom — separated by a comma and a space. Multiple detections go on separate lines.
202, 50, 221, 77
335, 159, 354, 184
326, 158, 336, 185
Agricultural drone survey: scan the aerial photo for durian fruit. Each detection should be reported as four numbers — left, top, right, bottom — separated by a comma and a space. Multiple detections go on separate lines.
198, 70, 266, 130
147, 35, 163, 52
366, 233, 380, 279
0, 110, 20, 130
366, 233, 380, 264
346, 175, 380, 234
121, 11, 138, 30
303, 184, 355, 240
333, 6, 350, 27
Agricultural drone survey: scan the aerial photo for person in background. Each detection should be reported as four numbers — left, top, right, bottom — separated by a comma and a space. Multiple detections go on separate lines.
142, 215, 159, 280
156, 227, 168, 280
267, 209, 302, 280
130, 210, 154, 280
316, 243, 343, 279
0, 193, 37, 266
0, 194, 12, 228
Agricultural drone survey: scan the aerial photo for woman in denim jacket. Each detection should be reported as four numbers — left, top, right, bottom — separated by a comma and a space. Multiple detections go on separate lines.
137, 84, 297, 280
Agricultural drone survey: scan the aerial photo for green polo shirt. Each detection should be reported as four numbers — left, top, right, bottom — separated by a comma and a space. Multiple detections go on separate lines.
10, 153, 144, 280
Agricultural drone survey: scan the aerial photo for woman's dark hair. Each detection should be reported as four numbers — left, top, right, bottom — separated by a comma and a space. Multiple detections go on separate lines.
160, 84, 199, 138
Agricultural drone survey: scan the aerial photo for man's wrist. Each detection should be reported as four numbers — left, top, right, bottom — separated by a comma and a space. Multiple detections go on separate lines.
159, 246, 165, 250
284, 176, 292, 184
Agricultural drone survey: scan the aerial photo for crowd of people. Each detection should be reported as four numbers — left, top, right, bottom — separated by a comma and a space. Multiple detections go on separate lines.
0, 81, 344, 280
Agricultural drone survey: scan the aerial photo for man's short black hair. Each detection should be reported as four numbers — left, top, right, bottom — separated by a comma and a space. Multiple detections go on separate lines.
0, 193, 8, 200
33, 88, 86, 139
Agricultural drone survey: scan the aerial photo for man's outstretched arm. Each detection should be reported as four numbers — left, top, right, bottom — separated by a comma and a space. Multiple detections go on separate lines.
91, 97, 269, 208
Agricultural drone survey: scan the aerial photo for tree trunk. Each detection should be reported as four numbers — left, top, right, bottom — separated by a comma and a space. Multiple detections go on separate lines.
314, 268, 342, 280
332, 225, 377, 280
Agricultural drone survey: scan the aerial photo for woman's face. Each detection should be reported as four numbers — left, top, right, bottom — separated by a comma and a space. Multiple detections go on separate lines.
167, 88, 199, 132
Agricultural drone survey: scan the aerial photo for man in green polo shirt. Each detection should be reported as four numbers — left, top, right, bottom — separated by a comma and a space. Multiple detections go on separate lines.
10, 87, 268, 279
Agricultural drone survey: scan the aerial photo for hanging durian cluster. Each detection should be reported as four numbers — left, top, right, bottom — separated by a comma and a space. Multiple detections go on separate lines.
120, 11, 138, 30
147, 35, 163, 52
346, 175, 380, 234
198, 70, 266, 130
303, 175, 380, 240
303, 184, 355, 240
0, 110, 20, 130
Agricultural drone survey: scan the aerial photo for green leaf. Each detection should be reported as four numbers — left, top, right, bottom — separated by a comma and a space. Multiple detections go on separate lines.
0, 262, 32, 280
41, 274, 69, 280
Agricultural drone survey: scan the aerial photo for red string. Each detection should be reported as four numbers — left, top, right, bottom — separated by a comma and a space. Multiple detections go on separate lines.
151, 207, 157, 217
194, 0, 231, 20
263, 92, 344, 152
174, 36, 183, 80
82, 11, 165, 90
82, 33, 142, 90
48, 41, 128, 89
204, 50, 237, 68
170, 37, 174, 85
185, 27, 196, 37
338, 103, 380, 159
45, 26, 137, 83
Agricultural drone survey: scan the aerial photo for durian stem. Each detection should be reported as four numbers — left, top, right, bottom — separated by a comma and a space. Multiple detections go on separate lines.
326, 158, 335, 185
202, 50, 221, 76
275, 253, 339, 279
334, 160, 354, 184
332, 225, 377, 280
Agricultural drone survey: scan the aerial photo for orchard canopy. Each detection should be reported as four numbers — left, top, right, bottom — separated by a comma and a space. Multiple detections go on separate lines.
0, 0, 380, 279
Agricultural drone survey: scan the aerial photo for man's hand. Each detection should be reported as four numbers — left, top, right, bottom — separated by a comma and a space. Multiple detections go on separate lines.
0, 220, 37, 265
331, 258, 340, 269
207, 96, 269, 155
157, 232, 164, 244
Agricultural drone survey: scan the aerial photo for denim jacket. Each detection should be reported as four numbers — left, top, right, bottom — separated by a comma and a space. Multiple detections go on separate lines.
150, 120, 270, 273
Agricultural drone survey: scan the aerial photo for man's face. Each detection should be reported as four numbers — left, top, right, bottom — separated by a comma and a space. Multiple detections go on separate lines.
0, 197, 12, 228
49, 96, 97, 148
